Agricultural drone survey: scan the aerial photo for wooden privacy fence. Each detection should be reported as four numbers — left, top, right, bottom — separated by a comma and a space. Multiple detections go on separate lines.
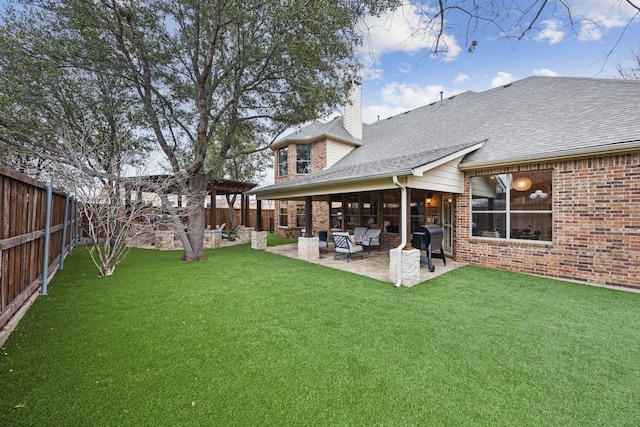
205, 207, 275, 232
0, 165, 80, 346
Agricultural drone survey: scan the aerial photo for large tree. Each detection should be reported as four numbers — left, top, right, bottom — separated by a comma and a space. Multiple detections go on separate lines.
1, 0, 382, 261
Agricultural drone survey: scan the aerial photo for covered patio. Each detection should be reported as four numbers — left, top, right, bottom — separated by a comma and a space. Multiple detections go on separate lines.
266, 241, 464, 284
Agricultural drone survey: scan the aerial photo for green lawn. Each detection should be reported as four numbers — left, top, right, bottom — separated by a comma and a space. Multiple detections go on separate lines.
2, 243, 640, 426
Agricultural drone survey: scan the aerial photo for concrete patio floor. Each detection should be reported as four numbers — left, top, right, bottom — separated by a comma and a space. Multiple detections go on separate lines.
265, 241, 465, 285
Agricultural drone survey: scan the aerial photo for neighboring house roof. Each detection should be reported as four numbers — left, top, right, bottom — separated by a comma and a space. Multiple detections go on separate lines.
271, 116, 363, 148
252, 76, 640, 197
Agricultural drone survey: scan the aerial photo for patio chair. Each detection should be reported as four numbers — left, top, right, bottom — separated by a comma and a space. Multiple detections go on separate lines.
332, 232, 363, 262
358, 228, 381, 253
318, 230, 329, 253
219, 223, 236, 241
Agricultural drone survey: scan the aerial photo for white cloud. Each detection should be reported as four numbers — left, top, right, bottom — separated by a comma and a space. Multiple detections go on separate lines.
454, 73, 470, 84
577, 21, 604, 42
533, 68, 559, 76
570, 0, 639, 41
491, 72, 515, 88
535, 20, 565, 45
362, 82, 446, 123
358, 1, 462, 70
398, 62, 412, 73
380, 82, 445, 108
360, 65, 385, 81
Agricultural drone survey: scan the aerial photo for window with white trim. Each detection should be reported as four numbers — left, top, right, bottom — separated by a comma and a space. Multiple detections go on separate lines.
278, 147, 288, 177
471, 170, 553, 241
296, 144, 311, 174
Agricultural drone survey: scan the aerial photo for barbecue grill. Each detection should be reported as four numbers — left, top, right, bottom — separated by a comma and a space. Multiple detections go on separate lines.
411, 224, 446, 272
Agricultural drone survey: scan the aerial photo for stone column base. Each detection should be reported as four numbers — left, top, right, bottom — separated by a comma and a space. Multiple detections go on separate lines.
155, 230, 175, 251
251, 231, 268, 250
203, 229, 222, 248
389, 248, 421, 287
238, 226, 254, 243
298, 236, 320, 262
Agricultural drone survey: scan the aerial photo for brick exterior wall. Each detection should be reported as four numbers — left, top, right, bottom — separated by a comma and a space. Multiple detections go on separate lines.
455, 153, 640, 290
273, 141, 330, 238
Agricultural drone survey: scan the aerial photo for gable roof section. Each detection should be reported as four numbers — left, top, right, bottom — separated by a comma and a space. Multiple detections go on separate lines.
271, 116, 363, 148
457, 76, 640, 168
251, 140, 482, 198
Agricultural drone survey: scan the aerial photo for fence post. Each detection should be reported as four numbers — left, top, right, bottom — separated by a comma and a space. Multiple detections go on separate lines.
41, 181, 53, 295
69, 195, 76, 254
59, 192, 70, 270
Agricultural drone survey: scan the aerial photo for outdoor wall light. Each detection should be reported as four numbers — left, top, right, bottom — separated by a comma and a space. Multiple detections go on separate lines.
512, 176, 532, 192
425, 193, 433, 205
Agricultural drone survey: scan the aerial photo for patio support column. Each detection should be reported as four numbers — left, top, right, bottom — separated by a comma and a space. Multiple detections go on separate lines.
211, 190, 217, 227
305, 196, 313, 235
240, 193, 245, 224
243, 193, 250, 225
256, 199, 263, 232
405, 187, 413, 247
341, 194, 348, 230
376, 191, 383, 229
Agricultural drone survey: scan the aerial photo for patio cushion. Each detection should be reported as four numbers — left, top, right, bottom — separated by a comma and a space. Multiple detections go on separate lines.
353, 227, 368, 242
332, 232, 363, 262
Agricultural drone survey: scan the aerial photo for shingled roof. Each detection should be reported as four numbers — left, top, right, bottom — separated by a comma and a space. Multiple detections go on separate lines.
252, 76, 640, 195
271, 116, 362, 148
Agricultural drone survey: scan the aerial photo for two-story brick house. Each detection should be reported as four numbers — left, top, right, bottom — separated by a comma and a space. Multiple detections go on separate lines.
269, 81, 365, 238
251, 76, 640, 290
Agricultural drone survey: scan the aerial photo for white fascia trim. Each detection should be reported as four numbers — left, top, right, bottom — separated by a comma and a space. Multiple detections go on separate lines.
411, 141, 486, 176
271, 133, 362, 150
250, 170, 413, 199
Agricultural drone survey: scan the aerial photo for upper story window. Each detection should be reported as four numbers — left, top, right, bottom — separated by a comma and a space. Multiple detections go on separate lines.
277, 147, 288, 177
296, 144, 311, 174
471, 170, 553, 241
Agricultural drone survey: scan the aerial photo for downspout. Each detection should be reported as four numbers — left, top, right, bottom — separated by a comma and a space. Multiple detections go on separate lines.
392, 176, 407, 288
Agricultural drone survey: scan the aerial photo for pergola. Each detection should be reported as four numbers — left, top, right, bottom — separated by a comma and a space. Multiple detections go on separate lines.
124, 175, 259, 229
207, 178, 258, 228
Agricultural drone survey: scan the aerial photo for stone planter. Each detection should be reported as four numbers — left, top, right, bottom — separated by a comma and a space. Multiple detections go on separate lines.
204, 229, 222, 249
155, 230, 175, 251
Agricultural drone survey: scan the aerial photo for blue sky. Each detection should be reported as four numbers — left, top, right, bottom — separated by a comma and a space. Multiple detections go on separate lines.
355, 1, 640, 123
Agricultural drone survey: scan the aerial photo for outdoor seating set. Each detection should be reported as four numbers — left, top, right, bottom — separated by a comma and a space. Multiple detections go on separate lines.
332, 227, 382, 262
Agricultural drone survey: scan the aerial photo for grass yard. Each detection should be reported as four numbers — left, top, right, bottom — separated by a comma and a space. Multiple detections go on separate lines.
1, 243, 640, 426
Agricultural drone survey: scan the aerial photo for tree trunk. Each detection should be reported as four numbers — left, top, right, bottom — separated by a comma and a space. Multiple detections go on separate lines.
183, 201, 206, 261
180, 173, 208, 262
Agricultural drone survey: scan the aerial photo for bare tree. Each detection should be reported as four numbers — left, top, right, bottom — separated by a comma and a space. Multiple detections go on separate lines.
617, 47, 640, 79
1, 1, 373, 261
359, 0, 640, 61
75, 174, 159, 276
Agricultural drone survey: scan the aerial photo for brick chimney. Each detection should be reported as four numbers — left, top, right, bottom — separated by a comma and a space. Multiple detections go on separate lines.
343, 80, 362, 140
